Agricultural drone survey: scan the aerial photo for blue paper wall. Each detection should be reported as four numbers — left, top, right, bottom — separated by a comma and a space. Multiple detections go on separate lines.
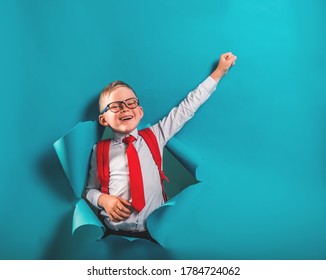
0, 0, 325, 259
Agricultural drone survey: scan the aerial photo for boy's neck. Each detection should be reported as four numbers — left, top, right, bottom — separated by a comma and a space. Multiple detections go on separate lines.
113, 128, 138, 142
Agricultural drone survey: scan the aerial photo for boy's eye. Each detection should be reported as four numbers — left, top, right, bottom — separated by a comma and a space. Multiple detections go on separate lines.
110, 103, 120, 109
126, 100, 136, 106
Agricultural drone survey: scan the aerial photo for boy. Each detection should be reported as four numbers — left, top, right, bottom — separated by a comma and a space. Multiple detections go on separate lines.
86, 52, 237, 241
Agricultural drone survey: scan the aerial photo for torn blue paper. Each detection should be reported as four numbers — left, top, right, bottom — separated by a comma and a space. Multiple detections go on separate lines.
166, 137, 203, 180
53, 121, 103, 198
72, 199, 105, 240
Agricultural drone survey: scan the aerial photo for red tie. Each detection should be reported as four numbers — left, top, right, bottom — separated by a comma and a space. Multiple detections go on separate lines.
123, 135, 145, 212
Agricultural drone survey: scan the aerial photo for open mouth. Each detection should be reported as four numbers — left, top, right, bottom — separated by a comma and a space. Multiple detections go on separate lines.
119, 115, 133, 121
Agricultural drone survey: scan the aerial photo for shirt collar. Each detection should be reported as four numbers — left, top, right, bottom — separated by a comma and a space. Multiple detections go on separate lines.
113, 128, 139, 143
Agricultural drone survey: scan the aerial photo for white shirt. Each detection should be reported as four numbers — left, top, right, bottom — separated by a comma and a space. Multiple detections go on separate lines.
86, 76, 218, 231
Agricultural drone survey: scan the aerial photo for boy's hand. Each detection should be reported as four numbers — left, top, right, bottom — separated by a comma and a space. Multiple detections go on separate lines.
211, 52, 237, 81
98, 194, 132, 222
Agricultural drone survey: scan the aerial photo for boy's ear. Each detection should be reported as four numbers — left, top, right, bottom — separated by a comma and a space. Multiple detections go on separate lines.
139, 106, 144, 119
98, 114, 110, 127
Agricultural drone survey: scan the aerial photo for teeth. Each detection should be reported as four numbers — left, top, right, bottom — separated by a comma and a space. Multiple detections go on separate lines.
120, 116, 132, 120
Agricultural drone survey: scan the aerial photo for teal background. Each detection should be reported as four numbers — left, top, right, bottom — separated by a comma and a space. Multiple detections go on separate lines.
1, 0, 326, 259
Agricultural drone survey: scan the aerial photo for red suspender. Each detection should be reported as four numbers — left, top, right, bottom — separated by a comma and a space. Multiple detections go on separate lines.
96, 128, 168, 201
96, 139, 111, 194
139, 128, 168, 202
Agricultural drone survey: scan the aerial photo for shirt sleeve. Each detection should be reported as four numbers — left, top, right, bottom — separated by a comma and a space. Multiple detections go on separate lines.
152, 76, 218, 147
84, 144, 103, 210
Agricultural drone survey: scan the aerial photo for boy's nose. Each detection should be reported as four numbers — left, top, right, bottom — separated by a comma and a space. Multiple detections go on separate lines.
119, 102, 128, 111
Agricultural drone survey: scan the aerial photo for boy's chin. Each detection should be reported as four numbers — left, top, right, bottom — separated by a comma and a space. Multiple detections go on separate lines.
111, 119, 141, 134
114, 126, 138, 135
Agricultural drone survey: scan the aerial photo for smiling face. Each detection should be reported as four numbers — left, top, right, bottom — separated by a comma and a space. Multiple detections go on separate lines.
98, 86, 144, 134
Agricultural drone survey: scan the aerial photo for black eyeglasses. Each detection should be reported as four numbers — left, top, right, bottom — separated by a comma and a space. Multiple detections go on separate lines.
101, 97, 140, 114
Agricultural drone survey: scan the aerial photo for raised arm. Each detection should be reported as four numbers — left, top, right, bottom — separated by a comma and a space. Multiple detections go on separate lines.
151, 52, 237, 147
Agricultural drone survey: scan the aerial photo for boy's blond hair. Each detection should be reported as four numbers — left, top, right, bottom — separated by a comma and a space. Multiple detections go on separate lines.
99, 81, 135, 113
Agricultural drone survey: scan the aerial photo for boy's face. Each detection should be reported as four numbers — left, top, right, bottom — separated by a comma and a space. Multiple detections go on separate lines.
99, 86, 144, 134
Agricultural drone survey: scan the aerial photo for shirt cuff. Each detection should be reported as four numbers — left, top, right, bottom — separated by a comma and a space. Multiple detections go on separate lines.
86, 189, 103, 210
201, 76, 218, 93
